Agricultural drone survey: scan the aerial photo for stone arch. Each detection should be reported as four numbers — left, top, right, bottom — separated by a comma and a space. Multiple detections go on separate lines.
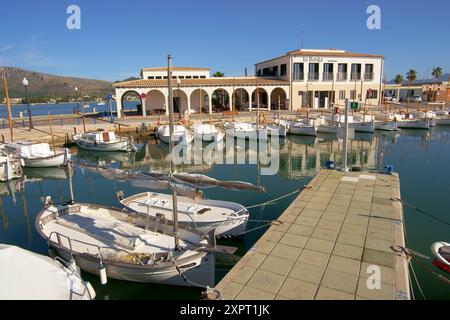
211, 88, 229, 113
190, 88, 209, 113
232, 88, 250, 111
251, 87, 268, 109
120, 90, 142, 115
144, 89, 166, 115
173, 89, 189, 114
270, 87, 288, 110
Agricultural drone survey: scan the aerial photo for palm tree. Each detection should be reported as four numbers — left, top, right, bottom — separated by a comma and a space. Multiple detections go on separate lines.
406, 69, 417, 101
394, 74, 403, 84
212, 71, 224, 77
431, 67, 443, 102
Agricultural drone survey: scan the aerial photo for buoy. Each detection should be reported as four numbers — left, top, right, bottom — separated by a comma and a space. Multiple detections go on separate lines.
99, 263, 107, 285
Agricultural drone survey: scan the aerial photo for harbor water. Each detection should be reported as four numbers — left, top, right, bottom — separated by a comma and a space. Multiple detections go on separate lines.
0, 128, 449, 299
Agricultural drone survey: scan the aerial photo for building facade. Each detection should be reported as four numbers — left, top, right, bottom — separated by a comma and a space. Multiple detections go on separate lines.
113, 48, 384, 118
254, 49, 384, 109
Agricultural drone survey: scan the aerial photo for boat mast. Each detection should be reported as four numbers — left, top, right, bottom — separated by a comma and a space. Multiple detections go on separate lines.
256, 77, 260, 129
167, 55, 180, 250
199, 85, 203, 124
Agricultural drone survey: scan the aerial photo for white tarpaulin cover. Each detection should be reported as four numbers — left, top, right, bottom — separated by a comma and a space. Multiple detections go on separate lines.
0, 244, 94, 300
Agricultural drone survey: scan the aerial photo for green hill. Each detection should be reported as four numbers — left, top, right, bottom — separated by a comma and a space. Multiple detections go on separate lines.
0, 66, 113, 102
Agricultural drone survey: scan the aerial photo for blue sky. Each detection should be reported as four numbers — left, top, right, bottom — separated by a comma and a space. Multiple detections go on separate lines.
0, 0, 448, 81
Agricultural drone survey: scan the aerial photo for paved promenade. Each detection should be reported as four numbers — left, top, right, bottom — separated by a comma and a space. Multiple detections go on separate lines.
215, 169, 410, 300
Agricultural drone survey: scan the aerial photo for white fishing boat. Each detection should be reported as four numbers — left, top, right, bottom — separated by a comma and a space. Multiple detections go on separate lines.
73, 131, 137, 152
374, 120, 399, 131
396, 119, 430, 129
192, 124, 224, 142
349, 120, 375, 133
289, 119, 317, 136
435, 110, 450, 126
317, 123, 341, 134
435, 118, 450, 126
36, 199, 216, 287
0, 155, 22, 182
120, 191, 249, 238
3, 141, 70, 167
156, 125, 193, 145
431, 241, 450, 274
224, 122, 268, 140
0, 244, 95, 300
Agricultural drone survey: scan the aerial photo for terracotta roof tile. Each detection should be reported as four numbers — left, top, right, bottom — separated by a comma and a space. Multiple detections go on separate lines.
114, 77, 289, 88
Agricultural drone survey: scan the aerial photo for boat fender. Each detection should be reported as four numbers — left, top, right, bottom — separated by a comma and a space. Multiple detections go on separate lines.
99, 263, 107, 285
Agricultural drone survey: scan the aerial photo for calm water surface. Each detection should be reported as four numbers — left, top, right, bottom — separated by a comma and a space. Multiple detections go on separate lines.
0, 128, 449, 299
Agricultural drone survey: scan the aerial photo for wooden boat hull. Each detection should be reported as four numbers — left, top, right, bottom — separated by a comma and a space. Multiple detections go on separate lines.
289, 125, 317, 136
317, 125, 339, 134
22, 151, 70, 168
396, 119, 429, 129
350, 121, 375, 133
75, 139, 135, 152
49, 245, 215, 287
121, 192, 249, 238
36, 203, 216, 287
374, 121, 398, 131
435, 118, 450, 126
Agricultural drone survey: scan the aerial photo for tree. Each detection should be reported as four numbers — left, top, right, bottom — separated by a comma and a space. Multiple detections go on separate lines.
394, 74, 403, 84
212, 71, 224, 77
406, 69, 417, 101
431, 67, 443, 101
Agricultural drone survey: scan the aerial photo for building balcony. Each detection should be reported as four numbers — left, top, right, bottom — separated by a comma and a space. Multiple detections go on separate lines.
350, 72, 361, 80
337, 72, 347, 81
364, 72, 374, 81
322, 72, 334, 81
308, 72, 320, 81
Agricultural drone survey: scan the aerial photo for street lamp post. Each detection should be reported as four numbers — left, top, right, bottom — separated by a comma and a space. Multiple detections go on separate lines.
22, 77, 33, 130
75, 86, 86, 133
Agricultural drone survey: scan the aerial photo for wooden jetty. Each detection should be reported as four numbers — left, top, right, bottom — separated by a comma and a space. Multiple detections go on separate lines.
215, 169, 410, 300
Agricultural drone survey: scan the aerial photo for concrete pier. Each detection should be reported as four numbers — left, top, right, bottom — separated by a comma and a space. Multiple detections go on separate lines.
215, 169, 410, 300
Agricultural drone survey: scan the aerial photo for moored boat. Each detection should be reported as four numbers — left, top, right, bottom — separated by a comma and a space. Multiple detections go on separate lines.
156, 125, 193, 145
0, 244, 95, 300
396, 119, 430, 130
36, 199, 216, 287
431, 241, 450, 273
3, 141, 70, 167
120, 191, 249, 238
192, 123, 224, 142
73, 131, 137, 152
289, 120, 317, 136
374, 120, 399, 131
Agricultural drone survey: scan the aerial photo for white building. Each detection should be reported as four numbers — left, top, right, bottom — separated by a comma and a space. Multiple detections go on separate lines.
255, 48, 384, 109
113, 48, 383, 118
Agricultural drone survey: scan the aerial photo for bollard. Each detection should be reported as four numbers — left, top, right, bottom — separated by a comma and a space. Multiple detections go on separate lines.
61, 118, 63, 126
77, 118, 80, 125
22, 119, 25, 128
2, 119, 5, 129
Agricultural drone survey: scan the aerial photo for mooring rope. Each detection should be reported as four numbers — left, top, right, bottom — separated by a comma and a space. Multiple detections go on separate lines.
391, 197, 450, 228
246, 186, 308, 210
391, 245, 450, 286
